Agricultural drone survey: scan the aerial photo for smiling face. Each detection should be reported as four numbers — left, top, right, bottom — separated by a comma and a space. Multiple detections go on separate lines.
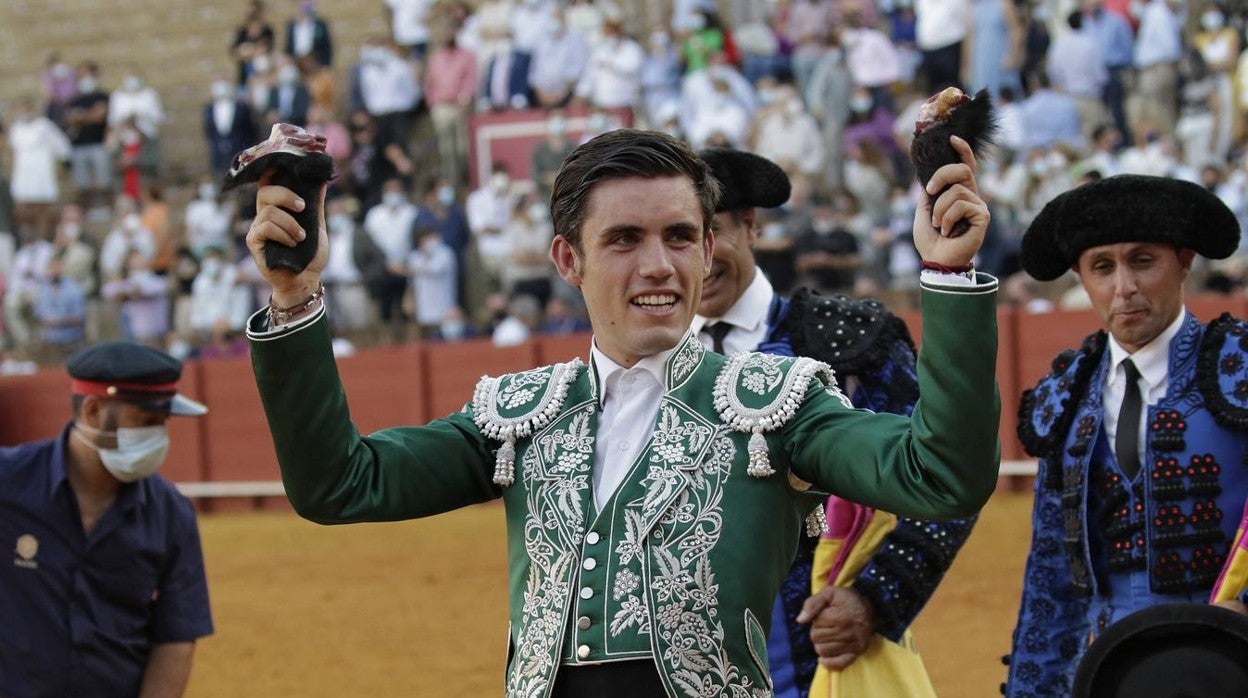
552, 176, 712, 367
1074, 242, 1195, 353
698, 208, 757, 319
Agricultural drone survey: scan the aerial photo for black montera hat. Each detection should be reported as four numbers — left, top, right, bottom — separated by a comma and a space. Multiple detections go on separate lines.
1020, 175, 1240, 281
699, 148, 792, 213
67, 342, 208, 416
1072, 603, 1248, 698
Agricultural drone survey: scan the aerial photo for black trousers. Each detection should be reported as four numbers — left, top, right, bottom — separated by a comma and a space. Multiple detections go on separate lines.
551, 660, 668, 698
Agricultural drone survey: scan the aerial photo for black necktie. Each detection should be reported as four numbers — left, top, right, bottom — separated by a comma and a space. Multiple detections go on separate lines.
1116, 359, 1143, 479
704, 322, 732, 354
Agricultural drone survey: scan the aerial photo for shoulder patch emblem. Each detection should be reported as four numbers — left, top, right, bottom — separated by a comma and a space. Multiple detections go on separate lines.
473, 358, 585, 485
713, 353, 838, 477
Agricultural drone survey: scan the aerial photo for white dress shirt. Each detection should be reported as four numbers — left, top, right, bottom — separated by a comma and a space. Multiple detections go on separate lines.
363, 202, 418, 265
589, 340, 674, 510
1103, 309, 1185, 471
691, 271, 775, 356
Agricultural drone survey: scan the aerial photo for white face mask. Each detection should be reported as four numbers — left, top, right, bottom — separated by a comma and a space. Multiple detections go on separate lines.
123, 75, 142, 91
437, 185, 456, 206
199, 183, 217, 200
491, 173, 510, 193
383, 191, 406, 208
75, 423, 170, 483
211, 81, 233, 101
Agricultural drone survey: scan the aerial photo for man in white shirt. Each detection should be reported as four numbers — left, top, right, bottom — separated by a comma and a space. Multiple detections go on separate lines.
385, 0, 435, 58
574, 16, 644, 110
528, 8, 589, 108
1008, 174, 1248, 695
362, 178, 418, 340
914, 0, 969, 91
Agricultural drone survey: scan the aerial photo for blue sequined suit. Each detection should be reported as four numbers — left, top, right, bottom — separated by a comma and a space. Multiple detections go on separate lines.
759, 289, 979, 698
1007, 312, 1248, 697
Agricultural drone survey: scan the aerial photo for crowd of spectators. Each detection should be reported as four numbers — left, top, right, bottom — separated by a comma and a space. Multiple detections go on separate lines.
4, 0, 1248, 369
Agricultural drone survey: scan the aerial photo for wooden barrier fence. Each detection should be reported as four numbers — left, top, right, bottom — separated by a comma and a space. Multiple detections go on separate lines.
3, 295, 1244, 509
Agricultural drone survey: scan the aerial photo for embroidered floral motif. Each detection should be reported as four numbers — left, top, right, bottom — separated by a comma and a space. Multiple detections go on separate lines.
715, 353, 838, 477
667, 332, 705, 388
608, 432, 768, 697
742, 360, 783, 396
474, 359, 584, 486
504, 404, 596, 697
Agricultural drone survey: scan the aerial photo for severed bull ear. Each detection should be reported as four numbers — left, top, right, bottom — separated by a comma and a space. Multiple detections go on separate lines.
222, 123, 336, 273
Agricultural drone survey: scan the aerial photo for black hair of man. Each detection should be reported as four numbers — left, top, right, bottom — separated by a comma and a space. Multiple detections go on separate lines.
550, 129, 721, 252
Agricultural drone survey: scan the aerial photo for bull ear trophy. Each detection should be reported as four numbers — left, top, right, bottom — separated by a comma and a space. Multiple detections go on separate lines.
221, 123, 337, 273
909, 87, 998, 238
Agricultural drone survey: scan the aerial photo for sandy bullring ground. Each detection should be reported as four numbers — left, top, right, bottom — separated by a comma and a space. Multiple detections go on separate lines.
187, 490, 1034, 697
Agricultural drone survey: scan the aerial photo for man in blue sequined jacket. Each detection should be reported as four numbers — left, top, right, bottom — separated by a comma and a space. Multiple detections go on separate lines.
1007, 174, 1248, 697
693, 148, 976, 698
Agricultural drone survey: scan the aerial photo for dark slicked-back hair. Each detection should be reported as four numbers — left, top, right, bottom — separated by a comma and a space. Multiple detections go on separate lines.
551, 129, 721, 252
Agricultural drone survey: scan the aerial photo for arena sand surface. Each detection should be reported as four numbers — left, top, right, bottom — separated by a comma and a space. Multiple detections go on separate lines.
188, 490, 1033, 697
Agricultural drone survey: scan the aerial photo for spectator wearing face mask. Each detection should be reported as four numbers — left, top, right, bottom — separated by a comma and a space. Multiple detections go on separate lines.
465, 164, 517, 314
0, 341, 211, 698
263, 58, 310, 128
751, 90, 825, 180
685, 77, 750, 149
106, 69, 164, 143
284, 0, 333, 68
363, 178, 418, 342
187, 244, 241, 343
184, 177, 235, 261
323, 196, 384, 334
414, 179, 471, 305
1192, 2, 1240, 161
353, 38, 421, 144
431, 305, 478, 342
99, 197, 155, 284
35, 257, 87, 359
791, 193, 862, 296
502, 191, 555, 307
407, 226, 458, 338
202, 76, 256, 177
65, 62, 112, 212
528, 7, 589, 109
423, 29, 477, 186
640, 28, 683, 128
232, 0, 275, 86
574, 15, 645, 110
101, 250, 170, 346
530, 111, 575, 204
7, 96, 71, 239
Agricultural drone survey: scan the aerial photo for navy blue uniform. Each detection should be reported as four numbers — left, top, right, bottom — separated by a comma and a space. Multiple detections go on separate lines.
0, 427, 213, 698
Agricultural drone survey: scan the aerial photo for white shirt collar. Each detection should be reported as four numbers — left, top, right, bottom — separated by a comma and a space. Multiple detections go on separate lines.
690, 270, 773, 337
590, 337, 676, 407
1107, 308, 1186, 389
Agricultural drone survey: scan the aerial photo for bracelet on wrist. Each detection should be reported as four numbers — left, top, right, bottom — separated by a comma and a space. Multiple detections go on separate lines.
920, 260, 975, 275
268, 284, 325, 326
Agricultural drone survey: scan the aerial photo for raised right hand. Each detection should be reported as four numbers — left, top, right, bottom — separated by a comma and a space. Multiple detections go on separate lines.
245, 172, 329, 307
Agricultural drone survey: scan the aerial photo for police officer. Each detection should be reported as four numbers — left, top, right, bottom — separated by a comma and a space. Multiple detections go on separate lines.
0, 341, 213, 698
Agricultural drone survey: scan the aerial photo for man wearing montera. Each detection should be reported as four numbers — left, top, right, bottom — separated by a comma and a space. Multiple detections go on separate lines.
243, 129, 1000, 697
1006, 175, 1248, 696
693, 148, 976, 697
0, 342, 213, 697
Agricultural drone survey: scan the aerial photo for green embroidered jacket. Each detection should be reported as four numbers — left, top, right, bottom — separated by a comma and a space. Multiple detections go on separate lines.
248, 279, 1001, 698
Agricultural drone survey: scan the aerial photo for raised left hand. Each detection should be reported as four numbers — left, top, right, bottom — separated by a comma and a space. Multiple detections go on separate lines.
912, 135, 990, 269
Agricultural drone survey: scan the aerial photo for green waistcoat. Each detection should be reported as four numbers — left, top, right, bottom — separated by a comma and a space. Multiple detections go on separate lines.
248, 277, 1001, 698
